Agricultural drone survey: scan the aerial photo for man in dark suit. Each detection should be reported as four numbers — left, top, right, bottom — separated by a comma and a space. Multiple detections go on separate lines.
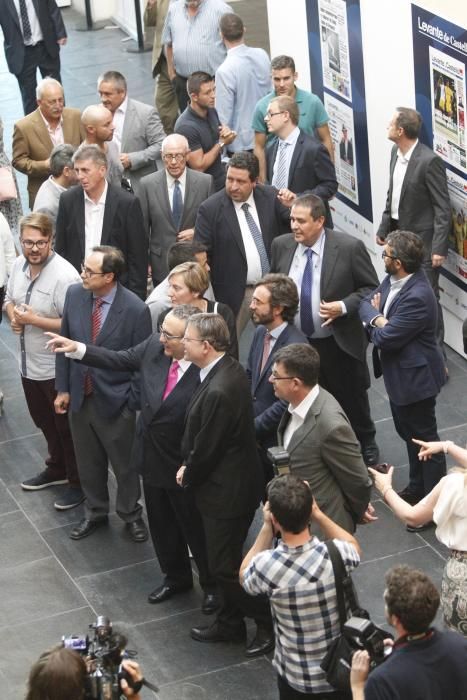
246, 273, 307, 489
0, 0, 66, 115
265, 95, 337, 228
55, 145, 148, 300
194, 151, 289, 335
271, 193, 380, 466
54, 246, 152, 541
377, 107, 451, 352
339, 124, 353, 165
270, 344, 372, 533
360, 231, 446, 513
47, 304, 218, 614
177, 313, 273, 658
140, 133, 214, 285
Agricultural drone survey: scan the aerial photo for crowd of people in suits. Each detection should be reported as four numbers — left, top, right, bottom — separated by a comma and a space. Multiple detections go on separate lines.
1, 1, 467, 699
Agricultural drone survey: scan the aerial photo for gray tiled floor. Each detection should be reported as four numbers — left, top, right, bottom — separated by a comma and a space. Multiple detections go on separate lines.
1, 4, 466, 699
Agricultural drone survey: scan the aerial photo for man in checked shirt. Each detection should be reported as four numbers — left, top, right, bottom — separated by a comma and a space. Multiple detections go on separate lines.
241, 474, 360, 700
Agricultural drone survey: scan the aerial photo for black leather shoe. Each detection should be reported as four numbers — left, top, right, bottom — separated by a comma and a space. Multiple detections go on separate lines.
361, 441, 380, 467
148, 583, 192, 604
126, 518, 149, 542
406, 521, 435, 533
191, 622, 246, 644
245, 628, 275, 658
201, 593, 220, 615
70, 517, 108, 540
397, 486, 422, 505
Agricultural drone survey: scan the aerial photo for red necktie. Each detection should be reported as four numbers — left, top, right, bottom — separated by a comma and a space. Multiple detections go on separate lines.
163, 360, 180, 400
84, 298, 105, 396
260, 332, 272, 373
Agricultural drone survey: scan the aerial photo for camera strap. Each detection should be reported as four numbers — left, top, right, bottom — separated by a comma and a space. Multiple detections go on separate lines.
325, 539, 369, 630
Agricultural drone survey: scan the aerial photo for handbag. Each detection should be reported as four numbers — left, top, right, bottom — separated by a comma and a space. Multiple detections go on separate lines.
0, 166, 17, 201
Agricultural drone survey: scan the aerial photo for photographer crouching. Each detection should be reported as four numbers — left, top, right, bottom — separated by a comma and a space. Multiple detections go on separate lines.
350, 566, 467, 700
240, 474, 361, 699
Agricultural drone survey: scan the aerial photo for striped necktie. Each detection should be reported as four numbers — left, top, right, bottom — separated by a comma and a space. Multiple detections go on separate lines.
241, 203, 270, 276
19, 0, 32, 43
300, 248, 314, 337
272, 141, 289, 190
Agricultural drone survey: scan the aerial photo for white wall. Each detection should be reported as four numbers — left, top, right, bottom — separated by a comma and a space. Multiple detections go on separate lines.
71, 0, 116, 23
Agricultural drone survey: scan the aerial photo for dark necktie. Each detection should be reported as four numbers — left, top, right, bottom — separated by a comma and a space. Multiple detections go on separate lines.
19, 0, 32, 43
241, 202, 270, 276
300, 248, 314, 337
84, 298, 104, 396
260, 332, 272, 373
172, 180, 183, 231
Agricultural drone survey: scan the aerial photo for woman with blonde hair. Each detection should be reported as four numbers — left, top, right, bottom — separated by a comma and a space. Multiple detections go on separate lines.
370, 437, 467, 636
159, 261, 238, 358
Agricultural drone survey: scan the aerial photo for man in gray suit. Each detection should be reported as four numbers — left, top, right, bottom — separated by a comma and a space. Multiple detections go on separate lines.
377, 107, 451, 352
98, 70, 165, 198
270, 344, 372, 533
140, 134, 214, 285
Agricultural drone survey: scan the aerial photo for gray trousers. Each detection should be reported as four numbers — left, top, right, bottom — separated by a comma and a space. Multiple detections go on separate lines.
69, 397, 142, 522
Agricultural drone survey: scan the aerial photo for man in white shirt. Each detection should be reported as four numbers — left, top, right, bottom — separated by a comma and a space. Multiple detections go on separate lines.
33, 143, 77, 229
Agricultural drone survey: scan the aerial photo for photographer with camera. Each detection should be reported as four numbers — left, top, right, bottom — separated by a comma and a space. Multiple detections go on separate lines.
25, 646, 143, 700
240, 473, 361, 699
349, 566, 467, 700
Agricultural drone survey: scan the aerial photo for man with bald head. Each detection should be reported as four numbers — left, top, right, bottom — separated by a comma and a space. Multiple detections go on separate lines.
81, 104, 122, 187
12, 77, 83, 207
140, 133, 214, 284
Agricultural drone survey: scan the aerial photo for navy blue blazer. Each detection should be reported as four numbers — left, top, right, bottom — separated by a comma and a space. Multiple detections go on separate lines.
246, 323, 308, 445
55, 283, 152, 417
76, 336, 200, 489
359, 269, 445, 406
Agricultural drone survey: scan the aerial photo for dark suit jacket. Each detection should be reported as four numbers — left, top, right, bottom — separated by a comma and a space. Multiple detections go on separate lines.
246, 323, 307, 445
266, 130, 338, 228
54, 183, 148, 300
277, 387, 372, 532
359, 269, 446, 406
339, 138, 353, 166
377, 142, 451, 257
270, 229, 379, 361
181, 354, 263, 519
140, 167, 214, 283
0, 0, 66, 76
75, 336, 200, 489
194, 184, 290, 317
55, 283, 152, 417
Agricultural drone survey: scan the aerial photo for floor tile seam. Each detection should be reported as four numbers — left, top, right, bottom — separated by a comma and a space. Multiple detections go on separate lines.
156, 657, 274, 690
75, 556, 159, 581
358, 544, 430, 566
0, 336, 17, 359
418, 539, 449, 562
130, 605, 210, 628
0, 431, 42, 446
0, 508, 21, 519
1, 554, 53, 573
0, 605, 91, 634
438, 423, 467, 434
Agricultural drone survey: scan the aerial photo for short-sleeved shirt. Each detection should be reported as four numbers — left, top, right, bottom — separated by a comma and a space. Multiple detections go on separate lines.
175, 106, 225, 191
251, 87, 329, 144
242, 536, 360, 694
5, 253, 82, 380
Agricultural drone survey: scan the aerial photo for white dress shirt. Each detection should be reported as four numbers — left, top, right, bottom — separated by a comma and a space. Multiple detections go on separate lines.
283, 385, 320, 449
233, 193, 263, 284
382, 273, 414, 316
390, 140, 418, 218
13, 0, 43, 44
200, 353, 225, 382
166, 168, 187, 210
112, 96, 128, 151
39, 110, 64, 147
84, 182, 108, 258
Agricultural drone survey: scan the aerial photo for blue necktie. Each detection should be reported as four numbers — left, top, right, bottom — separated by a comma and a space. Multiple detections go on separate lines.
241, 203, 270, 276
300, 248, 314, 337
172, 180, 183, 231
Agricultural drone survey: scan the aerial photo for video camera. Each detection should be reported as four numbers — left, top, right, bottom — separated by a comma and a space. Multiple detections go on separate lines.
267, 446, 291, 476
343, 616, 392, 667
63, 616, 146, 700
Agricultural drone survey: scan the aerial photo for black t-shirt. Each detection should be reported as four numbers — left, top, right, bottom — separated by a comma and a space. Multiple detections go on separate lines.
175, 106, 225, 191
365, 629, 467, 700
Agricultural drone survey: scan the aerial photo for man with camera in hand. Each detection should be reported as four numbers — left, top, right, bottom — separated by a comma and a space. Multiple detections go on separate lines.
241, 474, 361, 700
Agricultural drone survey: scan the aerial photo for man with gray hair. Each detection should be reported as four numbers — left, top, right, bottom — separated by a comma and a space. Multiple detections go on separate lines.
55, 144, 148, 299
33, 144, 77, 227
140, 133, 214, 284
13, 77, 83, 207
177, 313, 273, 658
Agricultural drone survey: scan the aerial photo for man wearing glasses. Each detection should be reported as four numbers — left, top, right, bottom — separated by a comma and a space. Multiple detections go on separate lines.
140, 133, 214, 285
53, 245, 152, 541
4, 212, 82, 510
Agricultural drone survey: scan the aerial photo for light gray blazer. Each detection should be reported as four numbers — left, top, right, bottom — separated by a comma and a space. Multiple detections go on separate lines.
121, 98, 165, 197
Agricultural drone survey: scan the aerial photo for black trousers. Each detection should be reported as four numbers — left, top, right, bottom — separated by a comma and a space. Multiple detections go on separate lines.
143, 480, 216, 593
277, 675, 351, 700
390, 395, 446, 496
21, 376, 80, 487
202, 511, 272, 633
174, 74, 188, 112
309, 336, 375, 446
16, 42, 62, 115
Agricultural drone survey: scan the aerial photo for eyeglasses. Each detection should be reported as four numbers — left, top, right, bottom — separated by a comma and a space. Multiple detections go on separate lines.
264, 110, 285, 119
163, 153, 185, 163
381, 251, 399, 261
159, 327, 183, 340
21, 239, 49, 249
183, 336, 205, 343
270, 372, 298, 381
81, 265, 107, 278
